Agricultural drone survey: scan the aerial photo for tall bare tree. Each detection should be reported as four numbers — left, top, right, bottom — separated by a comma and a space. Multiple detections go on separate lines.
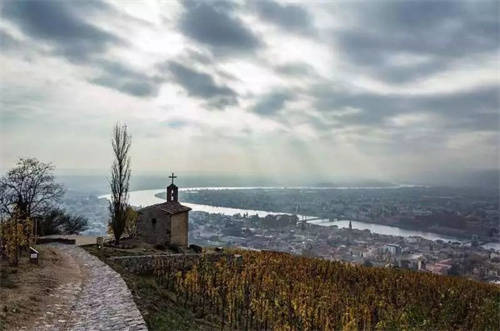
109, 123, 132, 244
0, 158, 64, 220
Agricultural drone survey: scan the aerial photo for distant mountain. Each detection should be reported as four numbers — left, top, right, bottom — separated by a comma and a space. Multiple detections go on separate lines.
313, 179, 395, 187
414, 169, 499, 190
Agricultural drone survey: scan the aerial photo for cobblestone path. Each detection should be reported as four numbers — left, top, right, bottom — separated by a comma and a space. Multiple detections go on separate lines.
37, 244, 147, 331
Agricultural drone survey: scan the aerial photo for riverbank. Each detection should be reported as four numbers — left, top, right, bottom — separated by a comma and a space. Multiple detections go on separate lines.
98, 187, 499, 251
153, 189, 462, 242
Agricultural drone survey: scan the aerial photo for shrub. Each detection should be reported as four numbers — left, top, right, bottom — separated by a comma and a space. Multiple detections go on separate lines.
0, 214, 33, 266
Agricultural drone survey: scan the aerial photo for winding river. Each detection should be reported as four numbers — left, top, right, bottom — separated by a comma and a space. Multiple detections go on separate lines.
99, 187, 478, 244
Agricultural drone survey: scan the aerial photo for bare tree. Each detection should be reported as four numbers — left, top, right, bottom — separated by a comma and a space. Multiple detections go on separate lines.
109, 123, 132, 244
0, 158, 64, 220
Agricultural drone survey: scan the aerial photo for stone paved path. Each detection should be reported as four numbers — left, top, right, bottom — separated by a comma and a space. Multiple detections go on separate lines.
37, 244, 147, 331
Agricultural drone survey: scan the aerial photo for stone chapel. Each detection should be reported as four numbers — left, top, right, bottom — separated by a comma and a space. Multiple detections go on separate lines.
136, 173, 191, 247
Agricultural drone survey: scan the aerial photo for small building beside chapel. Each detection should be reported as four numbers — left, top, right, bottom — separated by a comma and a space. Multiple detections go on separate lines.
136, 174, 191, 247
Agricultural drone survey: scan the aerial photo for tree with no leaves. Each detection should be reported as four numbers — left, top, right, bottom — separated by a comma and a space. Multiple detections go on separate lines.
0, 158, 64, 220
109, 123, 132, 244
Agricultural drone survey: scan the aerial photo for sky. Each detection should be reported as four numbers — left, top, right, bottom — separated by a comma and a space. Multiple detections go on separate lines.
0, 0, 499, 183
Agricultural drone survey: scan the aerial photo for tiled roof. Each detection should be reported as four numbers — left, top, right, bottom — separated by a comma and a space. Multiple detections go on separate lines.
139, 201, 191, 215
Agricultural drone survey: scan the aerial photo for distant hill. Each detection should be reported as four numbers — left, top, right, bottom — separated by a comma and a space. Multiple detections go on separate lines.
414, 169, 499, 190
55, 169, 499, 194
313, 179, 396, 187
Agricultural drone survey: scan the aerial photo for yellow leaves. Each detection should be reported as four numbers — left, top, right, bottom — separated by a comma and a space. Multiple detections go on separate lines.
1, 216, 33, 265
150, 249, 500, 330
342, 308, 358, 331
374, 320, 388, 331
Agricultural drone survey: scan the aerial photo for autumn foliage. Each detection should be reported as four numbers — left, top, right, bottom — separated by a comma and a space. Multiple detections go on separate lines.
0, 215, 33, 265
153, 250, 499, 330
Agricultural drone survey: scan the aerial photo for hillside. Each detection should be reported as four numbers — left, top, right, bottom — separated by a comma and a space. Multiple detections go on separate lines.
91, 246, 500, 330
162, 250, 499, 330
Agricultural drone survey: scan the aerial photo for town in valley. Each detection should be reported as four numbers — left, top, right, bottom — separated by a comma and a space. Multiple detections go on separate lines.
63, 182, 500, 283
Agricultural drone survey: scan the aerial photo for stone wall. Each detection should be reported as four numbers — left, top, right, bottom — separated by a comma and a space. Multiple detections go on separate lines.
36, 237, 76, 245
108, 253, 226, 274
136, 208, 171, 245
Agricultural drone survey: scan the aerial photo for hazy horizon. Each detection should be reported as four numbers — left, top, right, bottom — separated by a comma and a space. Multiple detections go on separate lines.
48, 168, 498, 194
1, 1, 499, 183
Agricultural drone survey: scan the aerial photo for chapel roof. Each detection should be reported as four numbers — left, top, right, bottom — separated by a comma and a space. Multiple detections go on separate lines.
139, 201, 191, 215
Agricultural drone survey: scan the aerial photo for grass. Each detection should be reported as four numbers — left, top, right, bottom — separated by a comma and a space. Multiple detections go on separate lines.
79, 237, 201, 259
82, 245, 218, 330
120, 273, 217, 330
80, 244, 151, 258
0, 267, 18, 289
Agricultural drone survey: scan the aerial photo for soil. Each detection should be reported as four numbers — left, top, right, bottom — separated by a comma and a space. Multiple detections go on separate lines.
0, 246, 84, 330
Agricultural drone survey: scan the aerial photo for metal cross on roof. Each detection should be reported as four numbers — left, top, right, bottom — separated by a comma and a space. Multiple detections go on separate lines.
169, 172, 177, 185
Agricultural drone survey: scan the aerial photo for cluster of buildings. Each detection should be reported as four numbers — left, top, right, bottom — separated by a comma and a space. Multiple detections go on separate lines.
62, 191, 109, 235
64, 180, 499, 284
183, 186, 499, 242
189, 211, 500, 283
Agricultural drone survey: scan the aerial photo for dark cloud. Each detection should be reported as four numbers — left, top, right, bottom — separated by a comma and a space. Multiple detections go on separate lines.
253, 91, 293, 115
275, 62, 316, 77
183, 50, 239, 82
90, 77, 157, 98
167, 61, 238, 108
371, 59, 448, 84
1, 1, 160, 98
335, 1, 500, 83
312, 84, 499, 131
179, 0, 261, 54
1, 0, 123, 63
186, 50, 213, 65
0, 29, 20, 50
252, 0, 314, 35
420, 86, 500, 132
88, 60, 161, 97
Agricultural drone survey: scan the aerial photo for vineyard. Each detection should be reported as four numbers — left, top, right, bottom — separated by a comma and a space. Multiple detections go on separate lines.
153, 250, 500, 330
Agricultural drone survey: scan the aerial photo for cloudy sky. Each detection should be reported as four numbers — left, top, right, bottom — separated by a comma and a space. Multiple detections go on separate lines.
0, 0, 498, 182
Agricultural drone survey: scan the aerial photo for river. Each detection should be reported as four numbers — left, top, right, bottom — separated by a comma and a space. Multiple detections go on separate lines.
100, 187, 471, 243
99, 187, 500, 250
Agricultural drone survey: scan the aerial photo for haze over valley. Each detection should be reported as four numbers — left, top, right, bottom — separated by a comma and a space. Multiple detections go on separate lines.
1, 1, 499, 329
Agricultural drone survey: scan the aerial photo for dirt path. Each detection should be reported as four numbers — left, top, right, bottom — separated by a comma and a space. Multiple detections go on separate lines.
28, 247, 85, 330
0, 245, 84, 331
1, 244, 147, 331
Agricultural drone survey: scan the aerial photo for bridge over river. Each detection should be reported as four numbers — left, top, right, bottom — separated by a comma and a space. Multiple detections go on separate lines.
99, 188, 500, 250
